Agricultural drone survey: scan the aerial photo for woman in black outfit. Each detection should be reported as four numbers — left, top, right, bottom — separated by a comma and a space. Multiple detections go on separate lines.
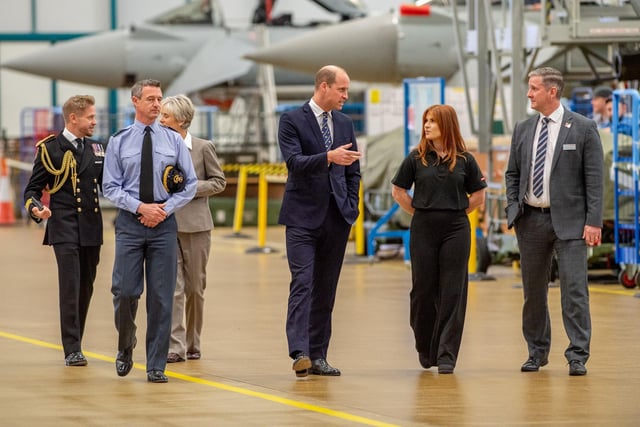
391, 104, 487, 374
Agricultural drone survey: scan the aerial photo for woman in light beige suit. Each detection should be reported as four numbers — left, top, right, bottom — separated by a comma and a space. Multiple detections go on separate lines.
160, 95, 226, 363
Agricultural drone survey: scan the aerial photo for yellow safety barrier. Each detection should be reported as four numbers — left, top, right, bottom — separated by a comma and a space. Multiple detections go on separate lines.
354, 182, 366, 256
231, 166, 249, 236
222, 162, 365, 257
223, 163, 287, 252
223, 163, 288, 176
468, 209, 478, 274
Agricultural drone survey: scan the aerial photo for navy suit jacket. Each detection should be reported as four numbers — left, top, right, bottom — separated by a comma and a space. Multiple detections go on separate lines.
278, 102, 361, 228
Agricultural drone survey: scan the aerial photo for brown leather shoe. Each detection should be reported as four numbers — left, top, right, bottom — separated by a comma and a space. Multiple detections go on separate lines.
186, 352, 201, 360
292, 353, 311, 377
167, 353, 185, 363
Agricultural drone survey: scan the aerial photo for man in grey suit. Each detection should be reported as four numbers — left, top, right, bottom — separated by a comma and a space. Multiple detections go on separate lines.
159, 95, 227, 363
505, 67, 603, 376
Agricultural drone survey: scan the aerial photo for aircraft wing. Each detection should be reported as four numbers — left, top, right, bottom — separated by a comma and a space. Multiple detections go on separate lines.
166, 35, 254, 95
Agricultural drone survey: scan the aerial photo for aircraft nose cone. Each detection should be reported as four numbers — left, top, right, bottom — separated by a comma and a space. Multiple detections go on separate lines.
2, 30, 127, 87
245, 14, 400, 83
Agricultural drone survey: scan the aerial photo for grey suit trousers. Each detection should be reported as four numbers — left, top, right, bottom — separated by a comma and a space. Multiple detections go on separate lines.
515, 208, 591, 363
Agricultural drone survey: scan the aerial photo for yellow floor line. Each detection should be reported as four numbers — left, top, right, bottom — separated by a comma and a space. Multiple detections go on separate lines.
589, 286, 639, 297
0, 330, 399, 427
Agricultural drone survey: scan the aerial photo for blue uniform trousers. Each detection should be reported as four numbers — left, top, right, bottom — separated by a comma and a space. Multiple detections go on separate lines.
112, 210, 177, 373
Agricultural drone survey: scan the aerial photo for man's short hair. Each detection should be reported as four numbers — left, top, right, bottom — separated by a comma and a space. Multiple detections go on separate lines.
131, 79, 161, 98
593, 86, 613, 99
62, 95, 95, 122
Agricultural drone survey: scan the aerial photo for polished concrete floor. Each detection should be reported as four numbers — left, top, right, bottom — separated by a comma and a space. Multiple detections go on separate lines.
1, 214, 640, 426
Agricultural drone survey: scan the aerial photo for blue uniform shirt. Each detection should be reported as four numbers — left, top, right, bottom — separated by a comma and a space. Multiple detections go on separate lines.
102, 120, 197, 215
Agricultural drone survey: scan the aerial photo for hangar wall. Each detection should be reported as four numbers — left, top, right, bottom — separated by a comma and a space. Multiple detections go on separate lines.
0, 0, 384, 138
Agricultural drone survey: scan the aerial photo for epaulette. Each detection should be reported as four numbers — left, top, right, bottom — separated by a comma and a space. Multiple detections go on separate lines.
111, 125, 132, 138
36, 134, 56, 147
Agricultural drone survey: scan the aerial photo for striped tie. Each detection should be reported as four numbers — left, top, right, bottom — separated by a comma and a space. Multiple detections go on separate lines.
532, 117, 550, 198
321, 112, 332, 151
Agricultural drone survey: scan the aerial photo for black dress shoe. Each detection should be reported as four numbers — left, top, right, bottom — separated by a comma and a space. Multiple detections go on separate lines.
292, 353, 311, 378
521, 356, 549, 372
569, 360, 587, 376
438, 364, 455, 374
65, 351, 88, 367
418, 353, 432, 369
310, 358, 341, 376
115, 348, 133, 377
147, 370, 168, 383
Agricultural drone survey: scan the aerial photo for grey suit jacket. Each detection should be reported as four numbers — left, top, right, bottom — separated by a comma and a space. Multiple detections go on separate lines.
505, 109, 604, 240
174, 136, 226, 233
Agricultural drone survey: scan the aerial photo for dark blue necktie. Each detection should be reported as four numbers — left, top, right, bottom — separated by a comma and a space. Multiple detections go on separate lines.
532, 117, 550, 198
321, 112, 332, 151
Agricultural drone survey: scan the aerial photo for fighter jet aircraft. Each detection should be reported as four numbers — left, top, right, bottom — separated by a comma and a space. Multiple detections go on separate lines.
246, 0, 640, 85
0, 0, 368, 104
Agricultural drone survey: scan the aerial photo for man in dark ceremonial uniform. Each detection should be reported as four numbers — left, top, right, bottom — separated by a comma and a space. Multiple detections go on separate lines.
23, 95, 105, 367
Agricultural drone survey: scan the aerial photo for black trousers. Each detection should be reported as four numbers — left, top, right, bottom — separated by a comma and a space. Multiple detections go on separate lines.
53, 242, 100, 356
409, 209, 470, 367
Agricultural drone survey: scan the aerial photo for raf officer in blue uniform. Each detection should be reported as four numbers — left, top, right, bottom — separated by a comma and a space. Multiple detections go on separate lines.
102, 79, 197, 383
24, 95, 104, 368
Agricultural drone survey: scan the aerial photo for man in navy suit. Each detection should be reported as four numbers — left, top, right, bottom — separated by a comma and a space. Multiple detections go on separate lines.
278, 65, 361, 378
505, 67, 603, 376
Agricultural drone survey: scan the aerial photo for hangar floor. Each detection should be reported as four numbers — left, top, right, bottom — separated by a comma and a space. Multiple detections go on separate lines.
1, 214, 639, 426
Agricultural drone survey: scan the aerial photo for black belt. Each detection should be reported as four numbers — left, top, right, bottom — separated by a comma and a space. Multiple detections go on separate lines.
525, 204, 550, 213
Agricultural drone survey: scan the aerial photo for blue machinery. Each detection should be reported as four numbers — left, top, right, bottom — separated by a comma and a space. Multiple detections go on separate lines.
366, 78, 445, 262
612, 89, 640, 288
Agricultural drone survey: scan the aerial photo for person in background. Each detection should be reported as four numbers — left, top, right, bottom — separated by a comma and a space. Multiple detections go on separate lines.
278, 65, 361, 378
590, 86, 612, 128
391, 104, 486, 374
604, 96, 628, 128
23, 95, 104, 367
102, 79, 197, 383
505, 67, 603, 376
159, 95, 226, 364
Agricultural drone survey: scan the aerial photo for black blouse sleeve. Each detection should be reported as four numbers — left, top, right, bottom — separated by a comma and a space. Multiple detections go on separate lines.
391, 151, 418, 189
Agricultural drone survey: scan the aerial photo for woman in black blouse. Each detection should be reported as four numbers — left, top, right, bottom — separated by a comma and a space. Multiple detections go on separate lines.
391, 104, 487, 374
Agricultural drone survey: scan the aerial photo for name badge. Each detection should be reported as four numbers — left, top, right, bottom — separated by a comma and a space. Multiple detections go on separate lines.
563, 144, 576, 151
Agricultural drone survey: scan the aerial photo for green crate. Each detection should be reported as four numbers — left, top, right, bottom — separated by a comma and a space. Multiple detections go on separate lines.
209, 197, 281, 227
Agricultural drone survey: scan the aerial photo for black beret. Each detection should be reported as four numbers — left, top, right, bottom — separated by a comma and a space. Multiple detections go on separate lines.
162, 165, 186, 193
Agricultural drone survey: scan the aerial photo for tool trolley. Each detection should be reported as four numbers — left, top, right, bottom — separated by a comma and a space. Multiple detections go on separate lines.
612, 89, 640, 288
